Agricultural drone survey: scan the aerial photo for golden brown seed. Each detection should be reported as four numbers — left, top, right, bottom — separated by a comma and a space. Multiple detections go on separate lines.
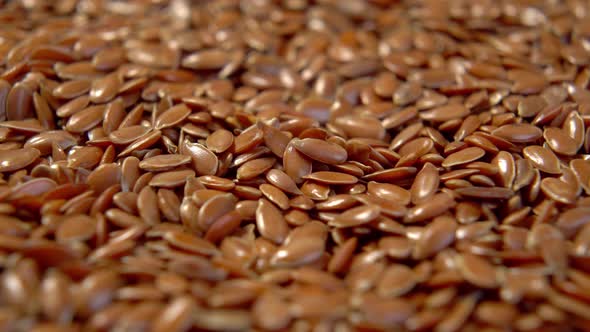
329, 205, 381, 228
256, 198, 289, 244
206, 129, 234, 153
413, 216, 457, 259
291, 138, 348, 165
410, 163, 439, 204
0, 147, 40, 172
523, 145, 562, 174
442, 147, 485, 168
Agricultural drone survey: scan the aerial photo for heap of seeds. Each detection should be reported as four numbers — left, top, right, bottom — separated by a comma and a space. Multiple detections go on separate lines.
1, 0, 590, 331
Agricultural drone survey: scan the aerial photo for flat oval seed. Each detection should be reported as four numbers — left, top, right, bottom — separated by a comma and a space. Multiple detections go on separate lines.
0, 147, 40, 172
256, 198, 289, 244
236, 157, 276, 180
523, 145, 561, 174
376, 264, 417, 298
405, 193, 455, 223
543, 127, 578, 156
198, 193, 237, 231
420, 104, 469, 122
56, 215, 96, 242
181, 141, 218, 176
329, 205, 381, 228
90, 73, 121, 103
65, 105, 105, 133
455, 186, 514, 199
291, 138, 348, 165
206, 129, 234, 153
139, 154, 191, 172
492, 123, 543, 143
442, 147, 485, 168
413, 216, 457, 259
456, 253, 498, 288
155, 104, 191, 130
164, 231, 218, 256
540, 178, 577, 205
266, 169, 301, 195
259, 184, 290, 210
302, 171, 358, 185
283, 143, 312, 184
152, 296, 195, 332
368, 182, 411, 206
410, 163, 439, 204
149, 170, 195, 188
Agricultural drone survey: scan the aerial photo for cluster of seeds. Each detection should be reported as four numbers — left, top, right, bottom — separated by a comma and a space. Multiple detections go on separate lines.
1, 0, 590, 331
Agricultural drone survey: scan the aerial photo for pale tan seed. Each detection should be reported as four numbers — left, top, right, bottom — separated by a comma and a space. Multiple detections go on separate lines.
523, 145, 562, 174
256, 198, 289, 244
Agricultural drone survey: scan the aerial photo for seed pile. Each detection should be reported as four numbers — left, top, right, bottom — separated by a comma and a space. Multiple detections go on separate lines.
1, 0, 590, 331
